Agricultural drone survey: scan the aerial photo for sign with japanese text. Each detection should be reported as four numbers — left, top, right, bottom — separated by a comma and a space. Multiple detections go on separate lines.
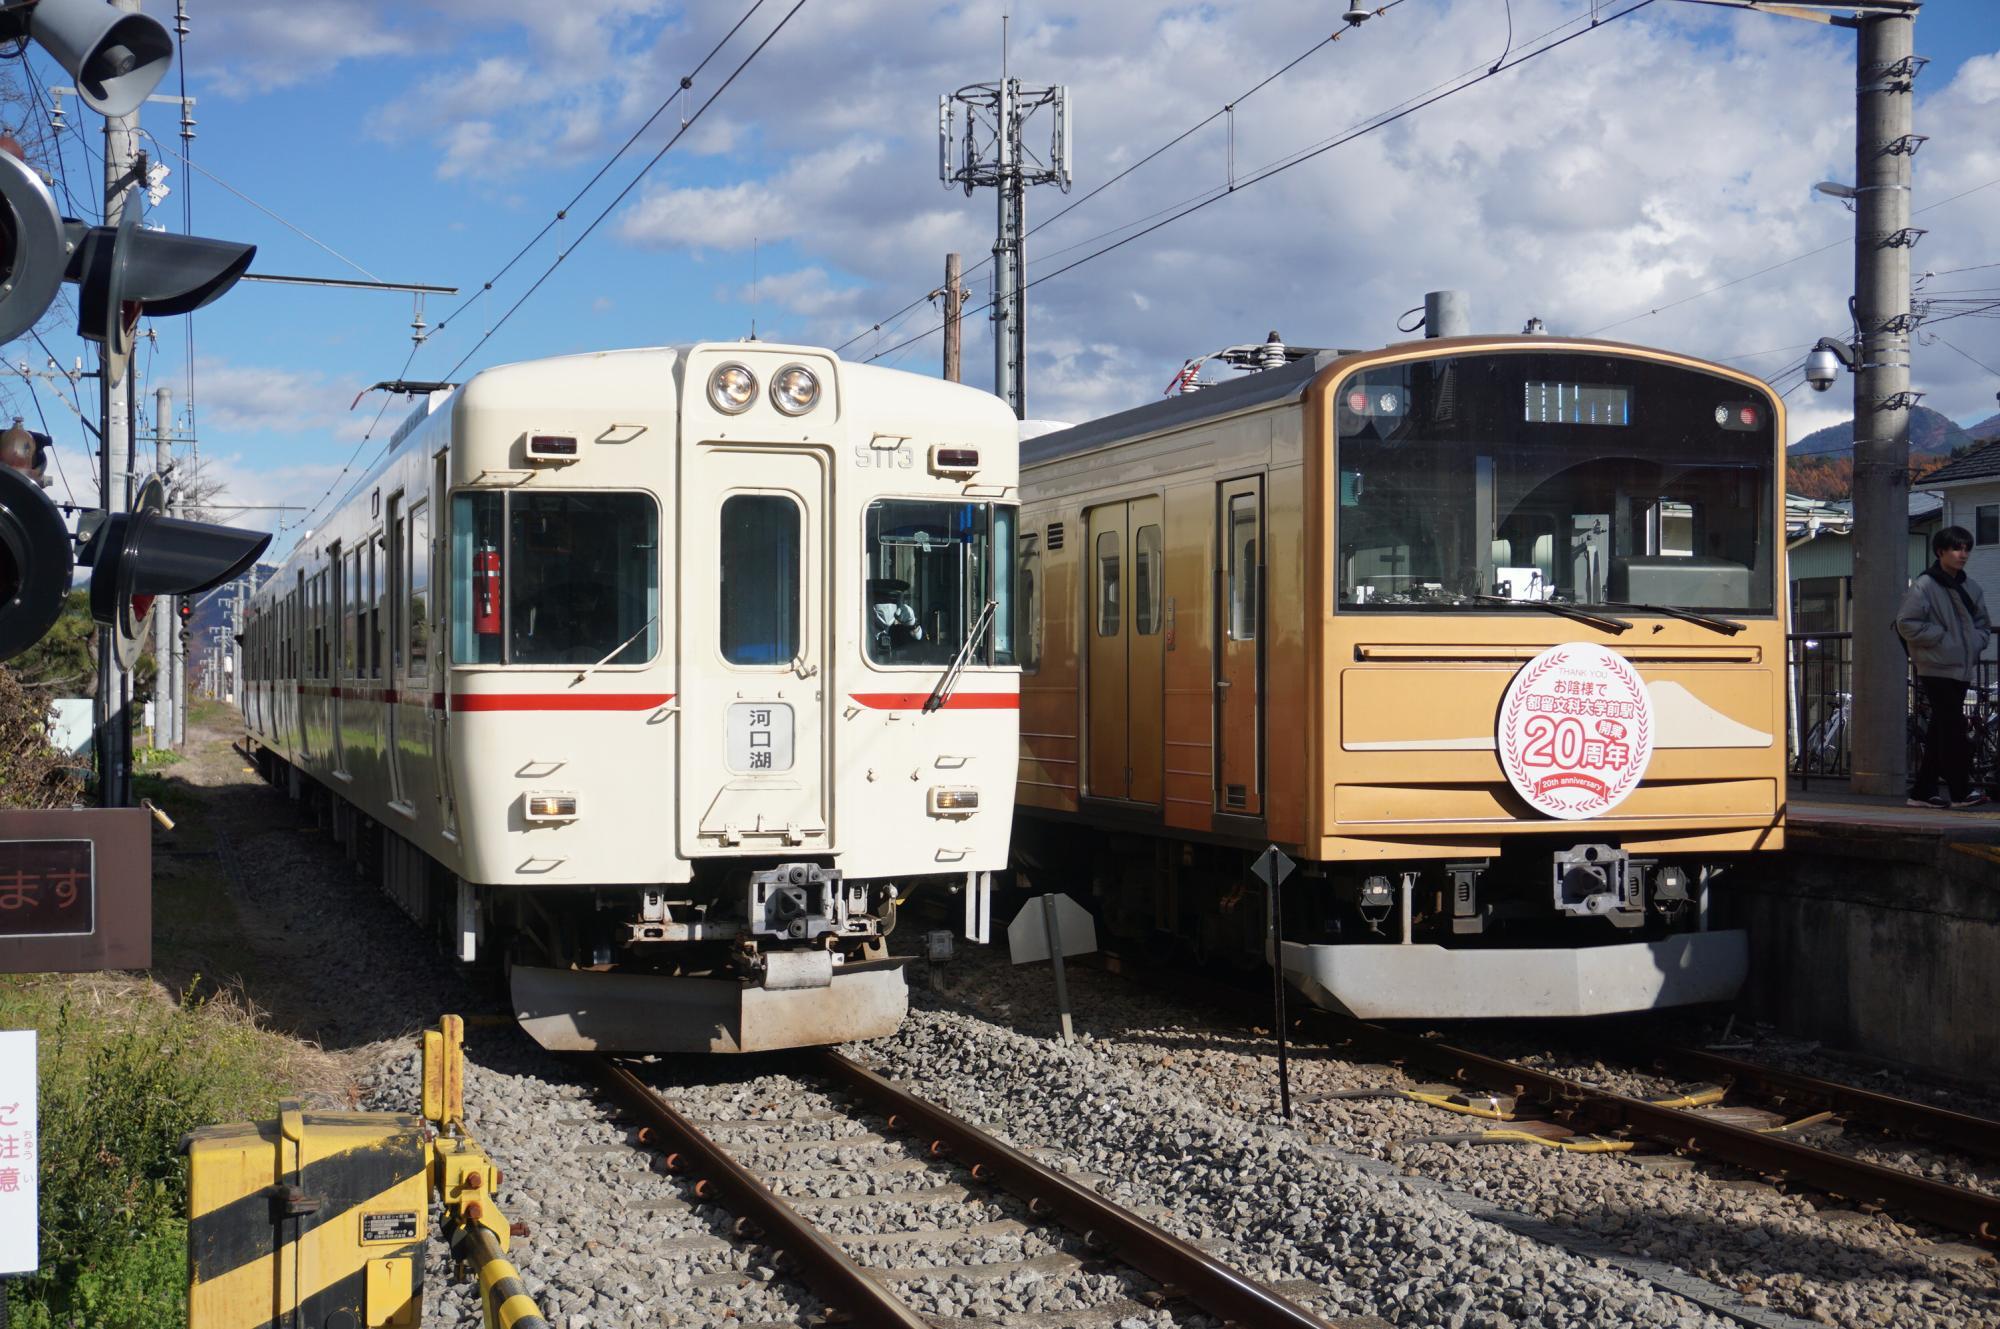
0, 1030, 36, 1274
0, 809, 150, 973
1498, 643, 1654, 820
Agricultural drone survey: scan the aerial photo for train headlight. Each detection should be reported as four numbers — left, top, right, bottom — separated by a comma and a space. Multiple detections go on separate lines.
708, 363, 757, 414
928, 786, 979, 817
524, 792, 579, 822
770, 364, 820, 416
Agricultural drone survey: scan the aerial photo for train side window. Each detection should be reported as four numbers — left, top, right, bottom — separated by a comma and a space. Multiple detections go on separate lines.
1016, 532, 1041, 672
368, 532, 384, 678
408, 500, 431, 674
1227, 494, 1257, 641
1096, 531, 1121, 637
1134, 524, 1162, 636
386, 497, 403, 677
451, 493, 506, 666
719, 494, 801, 666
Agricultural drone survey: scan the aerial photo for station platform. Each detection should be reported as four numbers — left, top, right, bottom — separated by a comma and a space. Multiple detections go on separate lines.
1723, 782, 2000, 1089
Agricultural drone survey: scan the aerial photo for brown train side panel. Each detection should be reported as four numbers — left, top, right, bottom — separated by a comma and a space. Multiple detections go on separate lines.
1019, 498, 1083, 811
1161, 479, 1216, 831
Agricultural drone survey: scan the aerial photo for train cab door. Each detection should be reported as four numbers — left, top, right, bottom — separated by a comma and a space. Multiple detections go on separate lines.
680, 447, 832, 858
385, 492, 409, 809
1214, 477, 1263, 817
1085, 498, 1165, 804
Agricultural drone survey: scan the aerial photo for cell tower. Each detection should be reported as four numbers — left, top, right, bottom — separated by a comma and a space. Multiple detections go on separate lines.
939, 77, 1072, 418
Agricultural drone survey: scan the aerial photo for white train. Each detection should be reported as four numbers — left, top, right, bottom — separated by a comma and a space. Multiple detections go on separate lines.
241, 343, 1022, 1052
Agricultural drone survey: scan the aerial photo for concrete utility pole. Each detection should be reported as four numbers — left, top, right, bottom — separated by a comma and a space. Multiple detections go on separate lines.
941, 252, 965, 384
1847, 7, 1923, 797
939, 68, 1071, 418
152, 385, 179, 749
94, 0, 144, 806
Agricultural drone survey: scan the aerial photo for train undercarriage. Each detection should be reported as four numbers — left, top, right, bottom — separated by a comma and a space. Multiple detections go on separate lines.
1014, 816, 1749, 1020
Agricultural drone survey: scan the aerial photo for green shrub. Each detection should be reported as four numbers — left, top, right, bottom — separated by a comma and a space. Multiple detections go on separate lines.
1, 978, 296, 1328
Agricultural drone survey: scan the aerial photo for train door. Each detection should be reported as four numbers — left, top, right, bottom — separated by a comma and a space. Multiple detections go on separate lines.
385, 492, 408, 808
292, 573, 306, 757
680, 447, 830, 857
1084, 497, 1165, 803
430, 453, 459, 837
330, 542, 349, 779
1214, 477, 1262, 816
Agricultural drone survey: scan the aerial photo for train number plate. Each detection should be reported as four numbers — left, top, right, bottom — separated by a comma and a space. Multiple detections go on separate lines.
727, 703, 794, 773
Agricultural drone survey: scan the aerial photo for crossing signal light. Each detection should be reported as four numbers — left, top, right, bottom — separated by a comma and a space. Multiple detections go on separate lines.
0, 149, 71, 347
69, 190, 255, 385
0, 462, 74, 663
2, 0, 174, 118
80, 474, 269, 669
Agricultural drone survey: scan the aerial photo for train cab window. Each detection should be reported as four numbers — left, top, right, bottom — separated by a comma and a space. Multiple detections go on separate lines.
408, 500, 431, 674
1095, 531, 1121, 637
1227, 496, 1257, 641
865, 500, 1016, 667
719, 494, 801, 666
451, 490, 659, 667
1016, 532, 1042, 672
1134, 524, 1162, 636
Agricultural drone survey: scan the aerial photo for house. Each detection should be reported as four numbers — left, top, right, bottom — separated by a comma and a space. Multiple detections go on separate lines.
1912, 440, 2000, 592
1786, 490, 1941, 635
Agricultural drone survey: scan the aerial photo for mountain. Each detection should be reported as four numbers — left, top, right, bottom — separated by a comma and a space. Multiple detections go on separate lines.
1789, 404, 1973, 458
1968, 411, 2000, 444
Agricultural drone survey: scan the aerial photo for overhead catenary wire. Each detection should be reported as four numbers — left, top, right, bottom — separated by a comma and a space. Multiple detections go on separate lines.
865, 0, 1658, 366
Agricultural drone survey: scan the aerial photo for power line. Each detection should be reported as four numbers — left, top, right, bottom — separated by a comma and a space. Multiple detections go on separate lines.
867, 0, 1657, 366
438, 0, 812, 384
1931, 333, 2000, 379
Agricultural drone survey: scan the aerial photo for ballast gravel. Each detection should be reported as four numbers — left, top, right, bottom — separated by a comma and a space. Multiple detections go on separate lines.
168, 711, 2000, 1328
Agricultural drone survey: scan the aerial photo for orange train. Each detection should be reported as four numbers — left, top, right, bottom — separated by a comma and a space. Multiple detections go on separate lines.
1011, 328, 1787, 1017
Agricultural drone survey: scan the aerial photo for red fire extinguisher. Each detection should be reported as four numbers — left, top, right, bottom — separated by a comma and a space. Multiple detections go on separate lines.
473, 543, 502, 636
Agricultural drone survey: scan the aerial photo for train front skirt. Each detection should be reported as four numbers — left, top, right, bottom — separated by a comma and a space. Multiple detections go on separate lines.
1280, 931, 1748, 1021
511, 957, 910, 1053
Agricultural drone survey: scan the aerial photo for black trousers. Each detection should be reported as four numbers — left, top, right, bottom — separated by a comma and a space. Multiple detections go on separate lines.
1912, 675, 1973, 801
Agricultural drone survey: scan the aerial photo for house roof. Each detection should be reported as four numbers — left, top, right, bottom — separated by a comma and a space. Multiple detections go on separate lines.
1916, 441, 2000, 487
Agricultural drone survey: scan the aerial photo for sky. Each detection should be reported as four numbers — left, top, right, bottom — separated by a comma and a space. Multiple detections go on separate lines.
2, 0, 1995, 559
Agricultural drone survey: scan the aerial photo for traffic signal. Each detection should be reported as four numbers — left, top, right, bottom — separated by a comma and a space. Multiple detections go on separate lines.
0, 462, 73, 662
69, 190, 255, 386
2, 0, 173, 117
80, 473, 269, 669
0, 150, 70, 346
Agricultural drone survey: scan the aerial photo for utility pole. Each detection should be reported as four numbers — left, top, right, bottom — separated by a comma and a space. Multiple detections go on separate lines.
940, 67, 1071, 418
941, 252, 965, 384
152, 384, 178, 749
94, 0, 145, 807
1847, 7, 1923, 797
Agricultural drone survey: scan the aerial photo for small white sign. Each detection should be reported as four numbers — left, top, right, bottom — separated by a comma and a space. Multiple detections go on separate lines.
0, 1030, 37, 1274
1007, 893, 1098, 965
1497, 642, 1654, 820
726, 703, 794, 773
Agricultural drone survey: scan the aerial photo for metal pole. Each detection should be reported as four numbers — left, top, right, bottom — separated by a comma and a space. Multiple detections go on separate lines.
93, 0, 143, 807
991, 78, 1021, 418
942, 252, 963, 384
1041, 893, 1074, 1044
153, 385, 172, 750
1848, 11, 1918, 798
1267, 874, 1291, 1120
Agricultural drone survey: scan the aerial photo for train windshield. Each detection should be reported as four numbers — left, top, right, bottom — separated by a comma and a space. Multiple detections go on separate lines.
865, 500, 1017, 667
1334, 351, 1776, 614
450, 490, 661, 666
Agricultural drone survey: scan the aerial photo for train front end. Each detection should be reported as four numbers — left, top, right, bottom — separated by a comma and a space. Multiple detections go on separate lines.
1295, 337, 1787, 1018
452, 344, 1020, 1052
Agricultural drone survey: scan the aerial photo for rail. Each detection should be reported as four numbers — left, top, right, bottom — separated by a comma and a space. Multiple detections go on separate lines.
1786, 629, 2000, 789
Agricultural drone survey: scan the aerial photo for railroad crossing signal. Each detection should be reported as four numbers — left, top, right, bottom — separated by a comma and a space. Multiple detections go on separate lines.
0, 0, 173, 118
0, 463, 74, 661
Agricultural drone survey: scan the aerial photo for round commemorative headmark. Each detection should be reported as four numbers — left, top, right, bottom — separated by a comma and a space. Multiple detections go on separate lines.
1497, 642, 1653, 820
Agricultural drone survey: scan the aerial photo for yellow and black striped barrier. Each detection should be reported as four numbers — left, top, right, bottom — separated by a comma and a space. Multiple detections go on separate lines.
187, 1016, 550, 1329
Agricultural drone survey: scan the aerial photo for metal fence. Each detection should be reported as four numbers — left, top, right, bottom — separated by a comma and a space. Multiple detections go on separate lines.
1787, 631, 2000, 789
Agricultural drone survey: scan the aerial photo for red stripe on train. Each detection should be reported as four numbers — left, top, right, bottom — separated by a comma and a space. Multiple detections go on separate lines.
448, 692, 675, 712
848, 693, 1019, 711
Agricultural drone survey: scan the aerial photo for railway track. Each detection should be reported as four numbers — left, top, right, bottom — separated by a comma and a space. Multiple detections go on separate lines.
1313, 1015, 2000, 1245
588, 1050, 1347, 1328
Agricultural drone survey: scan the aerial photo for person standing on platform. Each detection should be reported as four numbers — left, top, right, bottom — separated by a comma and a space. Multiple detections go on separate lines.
1898, 524, 1993, 810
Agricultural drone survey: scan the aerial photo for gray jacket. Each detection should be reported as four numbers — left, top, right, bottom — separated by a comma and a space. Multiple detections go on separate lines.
1897, 567, 1991, 682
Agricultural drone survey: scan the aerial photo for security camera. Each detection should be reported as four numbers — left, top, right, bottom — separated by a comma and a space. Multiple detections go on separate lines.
1804, 346, 1841, 392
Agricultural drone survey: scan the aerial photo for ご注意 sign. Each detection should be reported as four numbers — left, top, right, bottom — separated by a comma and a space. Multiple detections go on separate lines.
0, 1030, 37, 1274
1498, 643, 1653, 820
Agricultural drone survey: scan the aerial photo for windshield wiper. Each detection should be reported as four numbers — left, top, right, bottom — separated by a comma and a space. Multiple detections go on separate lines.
923, 599, 999, 714
1469, 595, 1632, 633
1596, 601, 1745, 636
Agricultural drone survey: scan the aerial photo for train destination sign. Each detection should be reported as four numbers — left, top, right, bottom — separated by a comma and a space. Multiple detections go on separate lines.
1498, 643, 1654, 820
0, 809, 151, 973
